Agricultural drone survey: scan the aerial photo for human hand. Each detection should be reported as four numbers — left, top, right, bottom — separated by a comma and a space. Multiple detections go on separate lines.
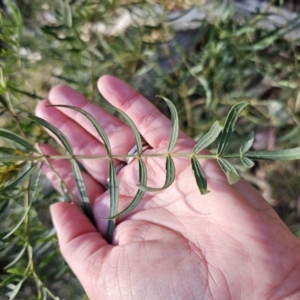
35, 76, 300, 299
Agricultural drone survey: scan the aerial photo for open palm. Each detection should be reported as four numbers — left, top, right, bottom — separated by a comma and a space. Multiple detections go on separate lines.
36, 76, 300, 300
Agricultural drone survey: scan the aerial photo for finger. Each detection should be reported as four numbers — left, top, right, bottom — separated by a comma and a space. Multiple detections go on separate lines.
36, 100, 115, 184
50, 202, 111, 299
48, 85, 135, 156
39, 144, 104, 205
97, 75, 192, 149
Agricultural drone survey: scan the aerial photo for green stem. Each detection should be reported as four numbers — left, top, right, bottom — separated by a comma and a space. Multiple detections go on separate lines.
1, 153, 225, 163
218, 153, 241, 159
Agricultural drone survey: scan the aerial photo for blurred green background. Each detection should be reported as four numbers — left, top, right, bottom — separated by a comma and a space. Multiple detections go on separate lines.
1, 0, 300, 299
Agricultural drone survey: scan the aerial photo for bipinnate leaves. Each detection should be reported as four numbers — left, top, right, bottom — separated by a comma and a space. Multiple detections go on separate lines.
217, 102, 248, 155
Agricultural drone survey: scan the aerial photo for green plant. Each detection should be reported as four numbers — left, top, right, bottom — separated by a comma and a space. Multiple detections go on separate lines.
2, 0, 300, 299
2, 99, 300, 243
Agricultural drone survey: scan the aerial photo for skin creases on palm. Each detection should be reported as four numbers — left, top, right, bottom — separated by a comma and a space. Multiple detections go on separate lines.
36, 75, 300, 299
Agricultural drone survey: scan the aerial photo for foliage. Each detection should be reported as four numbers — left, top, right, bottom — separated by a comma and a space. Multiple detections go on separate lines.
1, 0, 300, 299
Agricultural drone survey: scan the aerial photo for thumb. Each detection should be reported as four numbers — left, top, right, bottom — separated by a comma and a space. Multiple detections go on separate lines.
50, 202, 111, 295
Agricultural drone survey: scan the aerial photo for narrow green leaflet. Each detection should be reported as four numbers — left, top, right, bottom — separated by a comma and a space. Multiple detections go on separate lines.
0, 129, 38, 153
8, 277, 27, 300
108, 158, 147, 219
217, 102, 248, 155
0, 199, 10, 215
138, 155, 175, 192
64, 0, 73, 28
193, 121, 223, 153
157, 96, 179, 152
240, 156, 255, 168
60, 181, 72, 203
0, 156, 39, 163
240, 131, 255, 154
3, 203, 32, 239
29, 115, 73, 154
0, 94, 8, 108
51, 105, 111, 155
245, 147, 300, 160
107, 160, 119, 244
107, 104, 143, 154
0, 163, 38, 192
191, 157, 209, 194
71, 159, 94, 224
218, 158, 241, 185
5, 244, 27, 269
